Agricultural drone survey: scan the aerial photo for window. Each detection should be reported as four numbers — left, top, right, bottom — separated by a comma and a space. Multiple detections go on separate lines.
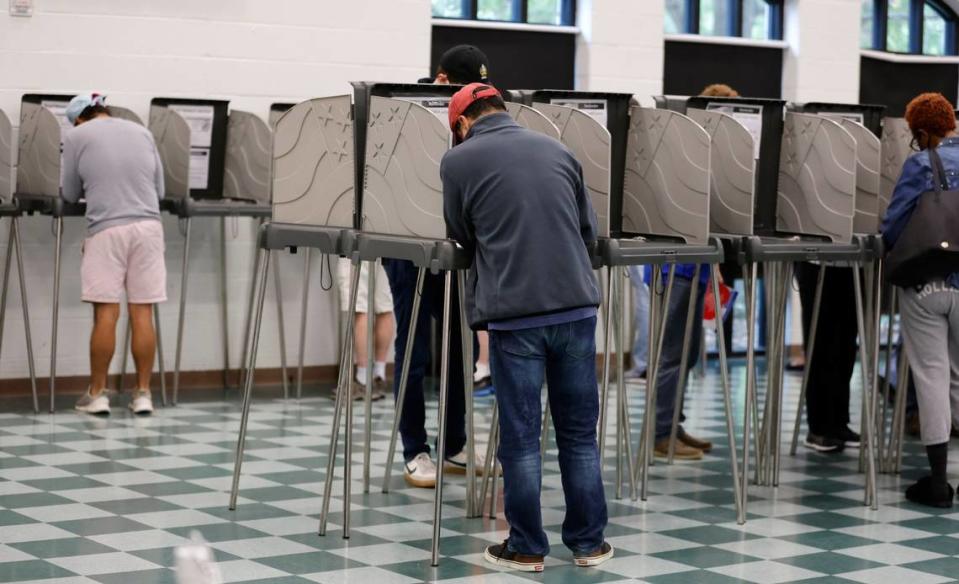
861, 0, 958, 55
664, 0, 784, 40
431, 0, 575, 25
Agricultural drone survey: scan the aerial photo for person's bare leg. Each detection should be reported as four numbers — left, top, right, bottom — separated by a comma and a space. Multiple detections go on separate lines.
374, 311, 394, 362
475, 331, 491, 384
128, 303, 156, 390
90, 303, 121, 396
353, 312, 369, 382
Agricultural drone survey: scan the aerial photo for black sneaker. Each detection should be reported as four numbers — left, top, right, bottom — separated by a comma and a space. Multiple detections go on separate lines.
803, 433, 845, 453
905, 476, 954, 509
834, 427, 861, 449
574, 542, 614, 567
484, 541, 545, 572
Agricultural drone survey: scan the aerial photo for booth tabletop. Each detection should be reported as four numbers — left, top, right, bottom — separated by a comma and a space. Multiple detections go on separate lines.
14, 194, 85, 217
599, 236, 725, 267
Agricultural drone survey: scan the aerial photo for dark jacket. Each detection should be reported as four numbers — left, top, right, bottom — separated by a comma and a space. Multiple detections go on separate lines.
442, 112, 601, 328
881, 137, 959, 289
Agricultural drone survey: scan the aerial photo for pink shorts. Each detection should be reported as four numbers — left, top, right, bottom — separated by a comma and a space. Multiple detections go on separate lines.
81, 220, 167, 304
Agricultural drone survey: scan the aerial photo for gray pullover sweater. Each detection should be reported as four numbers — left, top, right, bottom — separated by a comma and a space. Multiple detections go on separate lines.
61, 116, 164, 234
442, 112, 601, 328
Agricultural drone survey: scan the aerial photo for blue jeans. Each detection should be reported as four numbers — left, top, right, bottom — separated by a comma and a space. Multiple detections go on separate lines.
655, 276, 706, 440
628, 266, 650, 374
489, 316, 607, 557
383, 259, 466, 462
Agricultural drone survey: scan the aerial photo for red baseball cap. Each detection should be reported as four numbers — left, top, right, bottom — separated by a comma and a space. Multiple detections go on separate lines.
448, 83, 502, 138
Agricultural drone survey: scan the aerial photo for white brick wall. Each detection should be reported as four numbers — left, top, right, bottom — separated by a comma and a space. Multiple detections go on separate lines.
782, 0, 862, 103
0, 0, 432, 380
575, 0, 664, 103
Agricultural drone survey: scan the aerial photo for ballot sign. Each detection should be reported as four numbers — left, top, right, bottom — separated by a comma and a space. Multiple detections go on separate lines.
169, 104, 215, 190
550, 98, 608, 128
395, 96, 451, 125
40, 100, 72, 141
819, 111, 865, 125
706, 103, 764, 160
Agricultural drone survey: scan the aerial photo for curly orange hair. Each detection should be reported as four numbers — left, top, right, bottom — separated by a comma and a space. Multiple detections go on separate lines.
700, 84, 739, 98
905, 92, 956, 138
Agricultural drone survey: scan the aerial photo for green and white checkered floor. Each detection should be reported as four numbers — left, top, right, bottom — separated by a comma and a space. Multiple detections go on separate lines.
1, 362, 957, 583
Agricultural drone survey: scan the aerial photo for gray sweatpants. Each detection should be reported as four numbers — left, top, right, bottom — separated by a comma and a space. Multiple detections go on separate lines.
899, 281, 959, 445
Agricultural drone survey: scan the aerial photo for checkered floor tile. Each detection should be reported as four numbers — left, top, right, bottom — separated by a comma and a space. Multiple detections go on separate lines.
1, 361, 957, 583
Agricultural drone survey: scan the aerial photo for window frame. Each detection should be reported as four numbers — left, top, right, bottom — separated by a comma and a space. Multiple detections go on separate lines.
669, 0, 785, 40
432, 0, 576, 26
864, 0, 958, 55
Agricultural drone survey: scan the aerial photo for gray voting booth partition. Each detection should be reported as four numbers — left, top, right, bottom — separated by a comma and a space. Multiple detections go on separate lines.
149, 98, 284, 405
0, 108, 38, 413
233, 83, 472, 567
661, 96, 883, 514
623, 107, 711, 244
880, 117, 912, 221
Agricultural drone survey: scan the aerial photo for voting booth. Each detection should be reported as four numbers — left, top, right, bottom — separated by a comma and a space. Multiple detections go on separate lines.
792, 103, 886, 235
149, 98, 282, 403
0, 108, 38, 413
17, 94, 155, 412
234, 83, 473, 569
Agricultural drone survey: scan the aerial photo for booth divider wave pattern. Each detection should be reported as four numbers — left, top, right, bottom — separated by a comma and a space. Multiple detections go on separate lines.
0, 110, 12, 204
506, 102, 561, 140
362, 97, 450, 240
841, 119, 882, 234
271, 96, 354, 228
149, 106, 191, 199
777, 113, 856, 242
225, 111, 271, 204
687, 109, 755, 236
17, 103, 61, 198
622, 107, 710, 244
880, 117, 913, 223
532, 103, 612, 238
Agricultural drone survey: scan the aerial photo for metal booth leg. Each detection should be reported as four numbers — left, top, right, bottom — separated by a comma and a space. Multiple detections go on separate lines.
710, 265, 743, 524
478, 402, 499, 515
229, 249, 271, 509
239, 219, 265, 389
154, 305, 167, 407
49, 217, 63, 413
790, 265, 825, 455
319, 259, 362, 537
221, 217, 230, 390
0, 220, 13, 400
615, 266, 635, 499
740, 262, 759, 516
457, 270, 477, 518
598, 267, 615, 472
272, 252, 290, 399
382, 267, 426, 493
635, 265, 676, 502
296, 249, 313, 400
878, 287, 897, 471
172, 218, 193, 406
667, 265, 702, 464
12, 219, 38, 414
852, 268, 880, 510
430, 271, 454, 567
362, 261, 376, 493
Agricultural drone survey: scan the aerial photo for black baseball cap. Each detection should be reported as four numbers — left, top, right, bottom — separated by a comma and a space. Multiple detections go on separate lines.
438, 45, 490, 84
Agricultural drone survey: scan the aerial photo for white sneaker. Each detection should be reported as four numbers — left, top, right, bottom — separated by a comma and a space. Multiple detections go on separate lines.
75, 389, 110, 415
128, 389, 154, 415
444, 448, 485, 475
404, 452, 437, 488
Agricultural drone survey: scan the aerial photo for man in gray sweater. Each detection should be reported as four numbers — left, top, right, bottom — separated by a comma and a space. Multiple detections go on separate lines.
442, 84, 610, 572
61, 93, 166, 415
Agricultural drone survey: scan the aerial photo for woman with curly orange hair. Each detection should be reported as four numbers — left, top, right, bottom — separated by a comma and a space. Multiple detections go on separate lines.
882, 92, 959, 508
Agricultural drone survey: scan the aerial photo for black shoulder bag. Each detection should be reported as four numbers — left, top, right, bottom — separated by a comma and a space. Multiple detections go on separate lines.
885, 147, 959, 288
